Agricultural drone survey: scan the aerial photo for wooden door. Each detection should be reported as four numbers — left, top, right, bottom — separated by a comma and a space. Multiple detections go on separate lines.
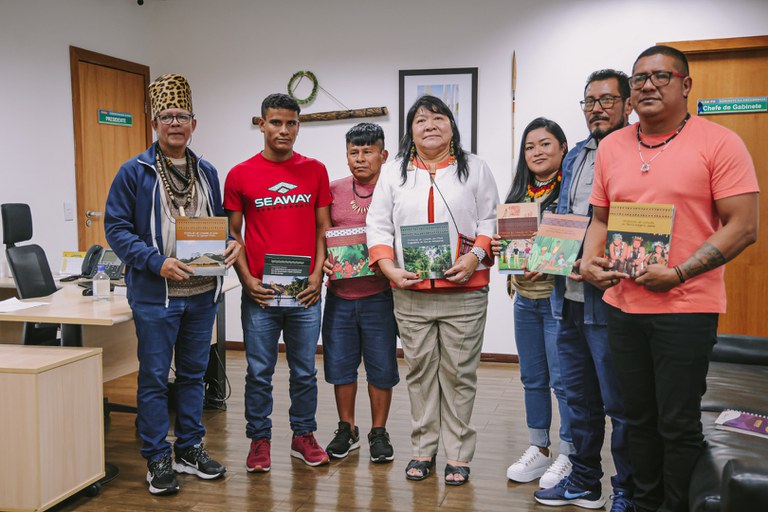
662, 36, 768, 336
70, 47, 151, 250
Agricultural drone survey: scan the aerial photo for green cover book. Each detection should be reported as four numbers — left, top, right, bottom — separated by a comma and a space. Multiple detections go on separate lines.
528, 213, 590, 276
400, 222, 452, 279
326, 226, 374, 280
262, 254, 310, 307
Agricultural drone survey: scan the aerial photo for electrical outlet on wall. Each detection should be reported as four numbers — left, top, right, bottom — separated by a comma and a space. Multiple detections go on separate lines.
63, 201, 74, 221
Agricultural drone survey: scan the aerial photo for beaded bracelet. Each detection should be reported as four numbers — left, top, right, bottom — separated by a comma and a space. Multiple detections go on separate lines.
673, 265, 686, 283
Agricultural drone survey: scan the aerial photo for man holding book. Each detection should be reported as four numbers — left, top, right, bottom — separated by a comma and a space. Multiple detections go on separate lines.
224, 93, 333, 472
581, 46, 759, 512
105, 74, 239, 495
534, 69, 635, 512
321, 123, 400, 463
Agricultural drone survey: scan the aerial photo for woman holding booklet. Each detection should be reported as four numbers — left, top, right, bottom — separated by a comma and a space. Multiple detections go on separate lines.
491, 117, 575, 488
366, 95, 499, 485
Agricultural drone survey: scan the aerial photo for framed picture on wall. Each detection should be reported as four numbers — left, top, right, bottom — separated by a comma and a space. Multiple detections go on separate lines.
399, 67, 478, 154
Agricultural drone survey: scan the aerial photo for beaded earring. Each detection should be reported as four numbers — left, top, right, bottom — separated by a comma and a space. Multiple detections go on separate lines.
449, 140, 457, 165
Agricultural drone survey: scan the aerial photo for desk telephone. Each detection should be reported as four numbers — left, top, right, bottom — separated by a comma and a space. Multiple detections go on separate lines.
82, 245, 124, 280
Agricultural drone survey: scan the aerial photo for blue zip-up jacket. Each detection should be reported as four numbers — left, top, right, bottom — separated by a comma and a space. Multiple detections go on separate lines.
550, 136, 608, 325
105, 144, 225, 306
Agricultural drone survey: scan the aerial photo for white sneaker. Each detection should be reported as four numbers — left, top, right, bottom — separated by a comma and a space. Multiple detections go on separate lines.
539, 453, 572, 489
506, 445, 551, 482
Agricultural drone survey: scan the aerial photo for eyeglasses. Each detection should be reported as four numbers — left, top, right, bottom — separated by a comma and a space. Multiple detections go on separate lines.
579, 95, 623, 112
629, 70, 686, 90
156, 113, 194, 125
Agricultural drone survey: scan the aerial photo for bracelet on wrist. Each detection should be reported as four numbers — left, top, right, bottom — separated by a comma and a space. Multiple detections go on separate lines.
470, 246, 486, 263
674, 265, 686, 283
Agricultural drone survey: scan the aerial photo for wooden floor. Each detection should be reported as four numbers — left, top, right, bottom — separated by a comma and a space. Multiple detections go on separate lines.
55, 352, 616, 511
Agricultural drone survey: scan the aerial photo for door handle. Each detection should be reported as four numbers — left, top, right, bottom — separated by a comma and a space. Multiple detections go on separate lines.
86, 211, 103, 218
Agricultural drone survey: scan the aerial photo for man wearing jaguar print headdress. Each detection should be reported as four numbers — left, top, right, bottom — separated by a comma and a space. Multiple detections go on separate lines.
106, 74, 239, 495
580, 46, 758, 512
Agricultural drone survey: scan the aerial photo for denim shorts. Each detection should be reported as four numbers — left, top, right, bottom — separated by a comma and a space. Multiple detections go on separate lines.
321, 289, 399, 389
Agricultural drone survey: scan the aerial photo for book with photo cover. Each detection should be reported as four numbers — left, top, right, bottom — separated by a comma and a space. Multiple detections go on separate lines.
528, 213, 590, 276
262, 254, 311, 307
496, 202, 539, 274
605, 202, 675, 278
175, 217, 228, 276
715, 409, 768, 440
400, 222, 452, 279
325, 226, 374, 280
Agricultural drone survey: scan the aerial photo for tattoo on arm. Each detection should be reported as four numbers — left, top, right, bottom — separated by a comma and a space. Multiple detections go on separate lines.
679, 242, 726, 281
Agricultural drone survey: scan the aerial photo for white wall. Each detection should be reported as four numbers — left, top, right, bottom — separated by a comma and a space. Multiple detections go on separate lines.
2, 0, 766, 354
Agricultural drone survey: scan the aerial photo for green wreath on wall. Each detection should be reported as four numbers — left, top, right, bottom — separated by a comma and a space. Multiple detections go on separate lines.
287, 70, 319, 105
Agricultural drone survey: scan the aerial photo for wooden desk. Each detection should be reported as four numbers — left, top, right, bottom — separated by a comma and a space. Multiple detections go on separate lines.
0, 276, 240, 404
0, 345, 104, 511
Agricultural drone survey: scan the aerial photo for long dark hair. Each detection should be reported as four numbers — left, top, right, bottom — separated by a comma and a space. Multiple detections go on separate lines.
398, 95, 469, 185
505, 117, 567, 214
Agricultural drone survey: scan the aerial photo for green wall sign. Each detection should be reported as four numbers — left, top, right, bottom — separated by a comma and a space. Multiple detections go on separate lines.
697, 96, 767, 115
98, 109, 133, 127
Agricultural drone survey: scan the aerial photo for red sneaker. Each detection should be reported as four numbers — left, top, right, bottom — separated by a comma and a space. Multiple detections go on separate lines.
246, 438, 271, 473
290, 433, 330, 466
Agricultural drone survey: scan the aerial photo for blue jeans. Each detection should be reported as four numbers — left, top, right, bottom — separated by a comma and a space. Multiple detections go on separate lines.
322, 289, 399, 388
241, 295, 321, 440
513, 294, 573, 454
132, 290, 218, 460
557, 299, 633, 493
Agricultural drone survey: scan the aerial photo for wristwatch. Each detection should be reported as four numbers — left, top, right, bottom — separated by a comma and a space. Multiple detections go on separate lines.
470, 246, 486, 263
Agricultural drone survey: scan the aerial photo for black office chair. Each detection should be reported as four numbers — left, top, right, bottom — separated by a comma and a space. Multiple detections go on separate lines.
1, 203, 61, 344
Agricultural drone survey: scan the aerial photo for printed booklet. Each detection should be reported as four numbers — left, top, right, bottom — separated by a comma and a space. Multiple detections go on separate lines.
605, 202, 675, 278
175, 217, 228, 276
496, 202, 539, 274
400, 222, 452, 279
528, 213, 590, 276
715, 409, 768, 440
262, 254, 311, 307
325, 226, 374, 280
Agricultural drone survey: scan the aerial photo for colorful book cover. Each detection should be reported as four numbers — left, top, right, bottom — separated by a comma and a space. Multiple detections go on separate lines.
262, 254, 310, 307
175, 217, 228, 276
604, 202, 675, 278
400, 222, 452, 279
496, 203, 539, 274
325, 226, 374, 280
715, 409, 768, 440
528, 213, 590, 276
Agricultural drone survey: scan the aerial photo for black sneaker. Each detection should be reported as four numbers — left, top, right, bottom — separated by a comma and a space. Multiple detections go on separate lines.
173, 443, 226, 480
326, 421, 360, 459
368, 427, 394, 463
147, 454, 179, 495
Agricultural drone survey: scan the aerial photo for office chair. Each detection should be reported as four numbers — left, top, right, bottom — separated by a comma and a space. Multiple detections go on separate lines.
1, 203, 60, 345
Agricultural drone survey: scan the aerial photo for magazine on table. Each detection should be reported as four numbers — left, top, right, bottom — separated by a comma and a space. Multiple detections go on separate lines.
715, 409, 768, 439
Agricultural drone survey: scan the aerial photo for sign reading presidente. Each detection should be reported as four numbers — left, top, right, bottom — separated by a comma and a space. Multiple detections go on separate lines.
697, 96, 767, 115
98, 109, 133, 127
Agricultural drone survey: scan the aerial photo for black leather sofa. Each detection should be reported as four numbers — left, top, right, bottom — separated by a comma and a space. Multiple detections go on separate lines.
689, 334, 768, 512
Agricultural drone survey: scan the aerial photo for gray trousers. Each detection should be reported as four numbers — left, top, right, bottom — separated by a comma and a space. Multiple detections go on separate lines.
393, 287, 488, 463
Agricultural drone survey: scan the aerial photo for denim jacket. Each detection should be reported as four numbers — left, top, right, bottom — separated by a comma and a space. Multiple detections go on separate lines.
550, 136, 608, 326
105, 144, 225, 306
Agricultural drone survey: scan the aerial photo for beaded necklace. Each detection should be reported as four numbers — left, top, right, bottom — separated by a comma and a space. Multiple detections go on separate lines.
527, 171, 561, 200
350, 179, 374, 214
636, 113, 690, 173
155, 143, 197, 216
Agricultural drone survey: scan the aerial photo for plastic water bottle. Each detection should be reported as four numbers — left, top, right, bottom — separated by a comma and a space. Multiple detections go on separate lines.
93, 265, 111, 301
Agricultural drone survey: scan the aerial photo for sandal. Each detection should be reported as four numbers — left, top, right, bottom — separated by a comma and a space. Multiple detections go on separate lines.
444, 463, 470, 486
405, 455, 436, 481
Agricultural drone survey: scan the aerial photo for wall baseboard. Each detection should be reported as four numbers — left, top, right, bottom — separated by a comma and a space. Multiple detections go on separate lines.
224, 341, 518, 364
